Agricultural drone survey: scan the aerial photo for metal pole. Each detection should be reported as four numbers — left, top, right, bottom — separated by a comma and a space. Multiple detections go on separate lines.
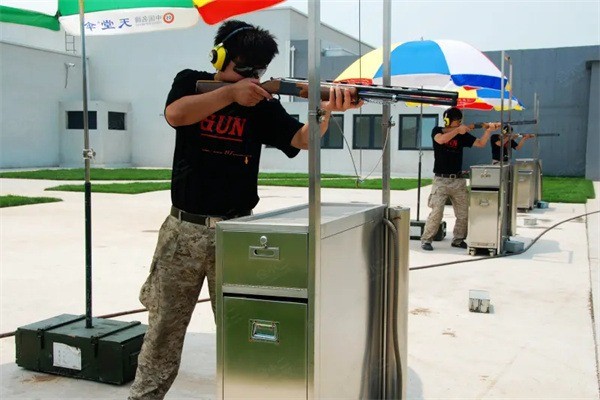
498, 52, 506, 254
307, 0, 321, 398
507, 60, 513, 162
381, 0, 391, 207
78, 0, 93, 329
499, 53, 506, 167
416, 102, 423, 221
534, 93, 540, 160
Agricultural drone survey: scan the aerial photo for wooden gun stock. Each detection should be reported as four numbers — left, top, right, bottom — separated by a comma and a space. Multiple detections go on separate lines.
195, 78, 458, 107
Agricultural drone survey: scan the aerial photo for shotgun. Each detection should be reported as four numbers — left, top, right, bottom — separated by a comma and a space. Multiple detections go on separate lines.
467, 120, 539, 130
515, 133, 560, 137
195, 77, 458, 106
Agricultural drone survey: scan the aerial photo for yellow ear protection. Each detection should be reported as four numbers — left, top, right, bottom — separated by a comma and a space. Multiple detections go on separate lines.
210, 26, 253, 71
443, 110, 450, 127
443, 115, 450, 127
443, 107, 462, 127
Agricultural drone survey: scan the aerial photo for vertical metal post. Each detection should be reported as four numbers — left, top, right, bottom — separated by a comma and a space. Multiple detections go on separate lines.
307, 1, 321, 398
506, 59, 515, 237
534, 93, 540, 160
78, 0, 93, 329
499, 52, 506, 167
498, 52, 506, 254
381, 0, 392, 397
507, 60, 513, 162
416, 102, 423, 221
381, 0, 391, 207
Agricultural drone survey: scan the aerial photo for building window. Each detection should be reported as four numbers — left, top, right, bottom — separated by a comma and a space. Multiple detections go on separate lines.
398, 114, 439, 150
321, 114, 344, 149
108, 112, 126, 130
353, 114, 383, 149
67, 111, 97, 130
265, 114, 299, 148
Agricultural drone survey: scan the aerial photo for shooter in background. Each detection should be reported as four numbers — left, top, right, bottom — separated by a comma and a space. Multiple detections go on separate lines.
421, 107, 500, 251
491, 124, 534, 164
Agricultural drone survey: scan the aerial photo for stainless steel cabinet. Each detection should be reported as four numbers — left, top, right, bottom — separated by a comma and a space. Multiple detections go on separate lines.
515, 158, 543, 209
469, 190, 501, 250
516, 170, 535, 210
468, 164, 509, 256
216, 203, 408, 399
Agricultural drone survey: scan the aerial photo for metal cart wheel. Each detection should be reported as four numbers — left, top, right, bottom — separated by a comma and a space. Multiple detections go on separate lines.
468, 247, 476, 256
488, 249, 497, 257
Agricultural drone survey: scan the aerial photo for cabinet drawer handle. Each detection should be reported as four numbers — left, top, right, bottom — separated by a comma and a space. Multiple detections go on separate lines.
249, 246, 280, 260
250, 320, 279, 343
479, 199, 490, 207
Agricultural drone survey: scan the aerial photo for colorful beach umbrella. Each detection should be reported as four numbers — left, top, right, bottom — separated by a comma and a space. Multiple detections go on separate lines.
0, 0, 284, 35
455, 87, 524, 111
336, 39, 508, 91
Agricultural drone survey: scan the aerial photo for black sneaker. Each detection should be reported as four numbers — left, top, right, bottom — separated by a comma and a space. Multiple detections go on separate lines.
451, 240, 468, 249
421, 242, 433, 251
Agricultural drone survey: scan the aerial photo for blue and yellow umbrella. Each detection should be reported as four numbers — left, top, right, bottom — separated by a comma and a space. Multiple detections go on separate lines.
336, 39, 508, 91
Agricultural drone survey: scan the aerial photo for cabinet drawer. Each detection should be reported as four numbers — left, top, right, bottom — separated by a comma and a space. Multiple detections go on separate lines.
223, 297, 307, 399
221, 231, 308, 289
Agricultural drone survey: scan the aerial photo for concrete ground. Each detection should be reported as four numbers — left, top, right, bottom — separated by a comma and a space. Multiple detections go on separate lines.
0, 177, 598, 399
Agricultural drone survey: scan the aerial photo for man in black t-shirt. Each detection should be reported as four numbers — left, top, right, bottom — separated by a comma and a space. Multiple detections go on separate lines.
491, 124, 533, 164
128, 20, 362, 400
421, 107, 500, 251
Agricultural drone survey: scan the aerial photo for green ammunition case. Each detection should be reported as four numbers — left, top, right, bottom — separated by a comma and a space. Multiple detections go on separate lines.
15, 314, 146, 385
410, 220, 446, 241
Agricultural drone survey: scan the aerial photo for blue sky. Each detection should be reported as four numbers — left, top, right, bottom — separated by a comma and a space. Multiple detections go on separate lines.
277, 0, 600, 51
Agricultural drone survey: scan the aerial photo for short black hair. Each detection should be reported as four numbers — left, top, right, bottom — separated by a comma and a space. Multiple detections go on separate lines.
214, 20, 278, 67
502, 124, 513, 134
443, 107, 463, 123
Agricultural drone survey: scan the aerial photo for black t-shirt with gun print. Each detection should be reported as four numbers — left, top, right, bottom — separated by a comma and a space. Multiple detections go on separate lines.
165, 69, 302, 216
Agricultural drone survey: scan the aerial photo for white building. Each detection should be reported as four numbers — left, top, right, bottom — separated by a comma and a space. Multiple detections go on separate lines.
1, 7, 444, 177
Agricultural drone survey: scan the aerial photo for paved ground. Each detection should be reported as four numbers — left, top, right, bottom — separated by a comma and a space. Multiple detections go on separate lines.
1, 177, 598, 399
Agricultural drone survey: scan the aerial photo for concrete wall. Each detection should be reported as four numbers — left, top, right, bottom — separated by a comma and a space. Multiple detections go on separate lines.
0, 42, 82, 168
259, 101, 439, 178
59, 100, 131, 167
585, 60, 599, 180
463, 46, 600, 177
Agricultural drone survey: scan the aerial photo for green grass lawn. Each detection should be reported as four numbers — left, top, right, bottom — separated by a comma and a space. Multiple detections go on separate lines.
0, 168, 346, 181
46, 182, 171, 194
0, 168, 172, 181
0, 195, 62, 208
2, 168, 595, 203
542, 176, 595, 203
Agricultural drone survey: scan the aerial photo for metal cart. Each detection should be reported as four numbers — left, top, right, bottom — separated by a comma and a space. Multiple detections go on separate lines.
468, 164, 510, 256
515, 158, 542, 210
215, 203, 409, 399
214, 2, 410, 398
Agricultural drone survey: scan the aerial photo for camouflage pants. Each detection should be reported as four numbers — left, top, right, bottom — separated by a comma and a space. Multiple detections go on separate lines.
128, 215, 216, 400
421, 176, 469, 243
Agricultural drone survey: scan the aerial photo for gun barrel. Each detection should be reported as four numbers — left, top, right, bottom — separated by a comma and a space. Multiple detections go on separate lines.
471, 119, 538, 127
518, 133, 560, 137
504, 120, 538, 126
196, 78, 458, 106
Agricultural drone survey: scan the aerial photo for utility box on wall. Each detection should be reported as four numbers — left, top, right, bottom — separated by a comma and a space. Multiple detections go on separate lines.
60, 101, 131, 167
